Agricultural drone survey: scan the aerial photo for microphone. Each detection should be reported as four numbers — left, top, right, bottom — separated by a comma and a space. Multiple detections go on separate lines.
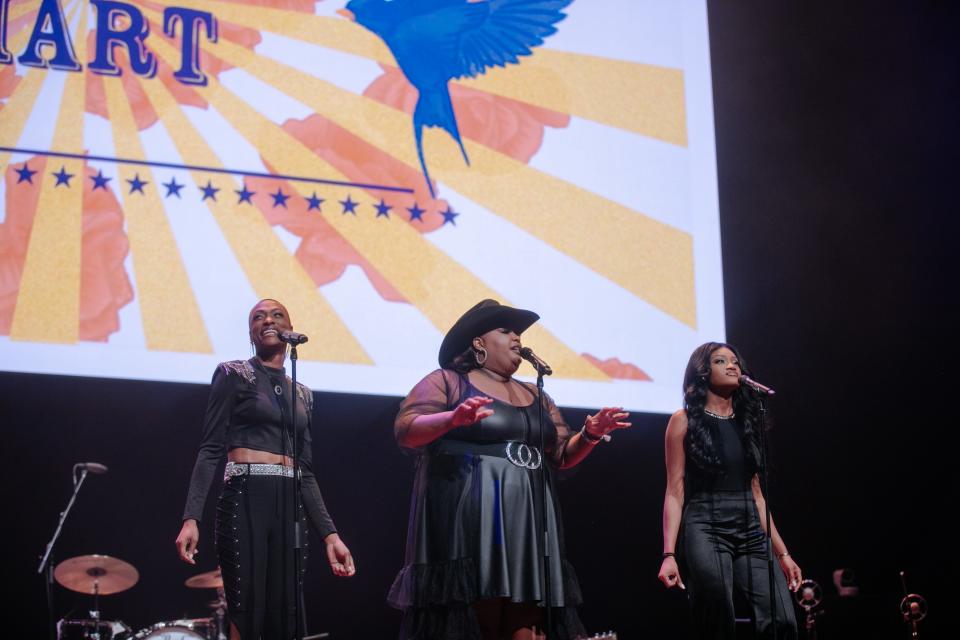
74, 462, 109, 475
740, 375, 776, 396
280, 330, 309, 345
519, 347, 553, 376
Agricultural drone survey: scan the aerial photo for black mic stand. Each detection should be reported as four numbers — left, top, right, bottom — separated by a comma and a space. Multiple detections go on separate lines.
756, 397, 778, 640
289, 343, 305, 640
38, 466, 92, 640
535, 366, 553, 639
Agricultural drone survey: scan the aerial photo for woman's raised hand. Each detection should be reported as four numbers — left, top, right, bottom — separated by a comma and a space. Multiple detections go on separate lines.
450, 396, 495, 427
584, 407, 632, 439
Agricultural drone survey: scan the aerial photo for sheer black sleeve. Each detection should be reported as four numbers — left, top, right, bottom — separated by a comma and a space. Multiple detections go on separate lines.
297, 384, 338, 540
182, 365, 238, 522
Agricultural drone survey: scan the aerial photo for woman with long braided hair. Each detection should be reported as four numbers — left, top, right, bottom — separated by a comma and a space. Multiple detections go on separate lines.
657, 342, 801, 639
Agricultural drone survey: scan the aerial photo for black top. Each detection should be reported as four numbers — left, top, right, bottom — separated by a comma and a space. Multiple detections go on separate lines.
394, 369, 576, 466
182, 358, 336, 539
685, 414, 753, 493
441, 375, 559, 452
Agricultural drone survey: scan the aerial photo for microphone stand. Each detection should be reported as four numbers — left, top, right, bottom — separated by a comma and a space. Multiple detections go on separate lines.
756, 397, 778, 640
38, 466, 91, 640
535, 367, 553, 638
289, 344, 305, 640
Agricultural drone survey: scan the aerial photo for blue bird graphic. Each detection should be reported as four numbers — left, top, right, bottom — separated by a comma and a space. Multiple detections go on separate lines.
340, 0, 574, 197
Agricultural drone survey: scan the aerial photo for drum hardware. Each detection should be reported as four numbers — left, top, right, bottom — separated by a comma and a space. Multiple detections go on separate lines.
793, 578, 824, 639
57, 619, 130, 640
899, 570, 927, 639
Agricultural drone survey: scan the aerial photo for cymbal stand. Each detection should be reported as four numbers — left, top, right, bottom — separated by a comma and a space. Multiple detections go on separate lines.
89, 579, 102, 640
213, 587, 228, 640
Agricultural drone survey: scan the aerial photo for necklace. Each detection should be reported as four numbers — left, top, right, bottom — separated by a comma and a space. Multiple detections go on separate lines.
476, 366, 511, 383
704, 408, 735, 420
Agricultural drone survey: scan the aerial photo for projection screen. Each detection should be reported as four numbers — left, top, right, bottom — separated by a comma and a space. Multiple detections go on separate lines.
0, 0, 723, 413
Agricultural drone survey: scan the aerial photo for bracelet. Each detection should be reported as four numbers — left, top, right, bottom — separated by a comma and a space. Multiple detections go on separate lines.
778, 551, 790, 559
580, 424, 603, 444
662, 552, 675, 559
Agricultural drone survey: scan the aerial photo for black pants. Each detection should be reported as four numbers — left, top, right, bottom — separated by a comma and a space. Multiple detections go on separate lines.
216, 474, 308, 639
680, 491, 797, 640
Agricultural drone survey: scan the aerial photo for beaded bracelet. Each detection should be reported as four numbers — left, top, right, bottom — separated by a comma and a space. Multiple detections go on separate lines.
580, 425, 604, 444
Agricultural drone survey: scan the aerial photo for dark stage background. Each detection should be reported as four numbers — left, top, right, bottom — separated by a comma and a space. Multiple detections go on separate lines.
2, 1, 953, 638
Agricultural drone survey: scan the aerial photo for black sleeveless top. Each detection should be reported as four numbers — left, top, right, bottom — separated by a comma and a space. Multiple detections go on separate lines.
439, 374, 559, 454
685, 414, 754, 493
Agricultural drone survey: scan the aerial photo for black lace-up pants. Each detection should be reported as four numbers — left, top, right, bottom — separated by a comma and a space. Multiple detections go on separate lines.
679, 491, 797, 640
216, 474, 308, 639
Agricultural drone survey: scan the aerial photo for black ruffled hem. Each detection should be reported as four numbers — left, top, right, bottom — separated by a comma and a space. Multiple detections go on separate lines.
388, 557, 587, 639
397, 603, 587, 640
388, 557, 479, 608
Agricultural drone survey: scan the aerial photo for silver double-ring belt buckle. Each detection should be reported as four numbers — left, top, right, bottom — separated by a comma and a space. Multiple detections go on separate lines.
505, 442, 542, 469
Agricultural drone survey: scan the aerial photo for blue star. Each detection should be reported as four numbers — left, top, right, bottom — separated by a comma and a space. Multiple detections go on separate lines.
407, 202, 425, 222
127, 173, 148, 194
306, 192, 324, 211
271, 188, 290, 208
440, 205, 459, 226
52, 165, 74, 187
163, 176, 185, 198
90, 169, 111, 191
340, 195, 358, 215
374, 199, 392, 219
15, 163, 37, 184
199, 180, 219, 201
235, 183, 255, 204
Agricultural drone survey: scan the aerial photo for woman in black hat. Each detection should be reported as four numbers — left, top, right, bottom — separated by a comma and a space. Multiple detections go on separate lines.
388, 300, 631, 640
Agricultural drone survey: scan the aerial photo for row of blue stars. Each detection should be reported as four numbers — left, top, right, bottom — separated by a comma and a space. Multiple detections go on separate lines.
11, 162, 460, 225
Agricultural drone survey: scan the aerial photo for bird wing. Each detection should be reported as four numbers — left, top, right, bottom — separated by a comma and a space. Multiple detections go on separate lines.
454, 0, 574, 79
391, 0, 573, 82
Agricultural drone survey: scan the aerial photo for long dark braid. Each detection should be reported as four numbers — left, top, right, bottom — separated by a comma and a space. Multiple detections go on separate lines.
683, 342, 764, 474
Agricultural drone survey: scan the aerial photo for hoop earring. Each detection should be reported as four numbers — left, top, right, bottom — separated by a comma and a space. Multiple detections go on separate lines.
474, 348, 487, 366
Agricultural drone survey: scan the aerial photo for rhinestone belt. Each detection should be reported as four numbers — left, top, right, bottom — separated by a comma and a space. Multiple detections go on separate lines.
224, 461, 294, 481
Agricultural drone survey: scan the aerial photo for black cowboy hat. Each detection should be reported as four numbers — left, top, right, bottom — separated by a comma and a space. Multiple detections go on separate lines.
438, 299, 540, 368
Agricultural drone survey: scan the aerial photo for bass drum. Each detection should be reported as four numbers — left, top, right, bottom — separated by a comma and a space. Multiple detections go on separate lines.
132, 619, 213, 640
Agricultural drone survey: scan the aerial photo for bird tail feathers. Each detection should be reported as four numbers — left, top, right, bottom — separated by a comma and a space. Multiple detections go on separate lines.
413, 85, 470, 197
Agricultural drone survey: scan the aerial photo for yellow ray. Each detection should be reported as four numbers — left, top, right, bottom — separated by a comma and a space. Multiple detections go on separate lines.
8, 3, 86, 343
142, 29, 607, 379
133, 77, 372, 364
159, 31, 696, 327
143, 0, 686, 144
102, 75, 212, 352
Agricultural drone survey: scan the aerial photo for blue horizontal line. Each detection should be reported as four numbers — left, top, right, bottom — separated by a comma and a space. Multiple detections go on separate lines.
0, 146, 415, 194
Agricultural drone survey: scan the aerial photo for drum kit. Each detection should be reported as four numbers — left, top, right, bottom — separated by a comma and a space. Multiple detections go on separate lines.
53, 554, 227, 640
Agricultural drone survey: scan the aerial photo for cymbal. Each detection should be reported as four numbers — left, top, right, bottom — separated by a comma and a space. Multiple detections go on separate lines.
185, 568, 223, 589
54, 554, 139, 595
